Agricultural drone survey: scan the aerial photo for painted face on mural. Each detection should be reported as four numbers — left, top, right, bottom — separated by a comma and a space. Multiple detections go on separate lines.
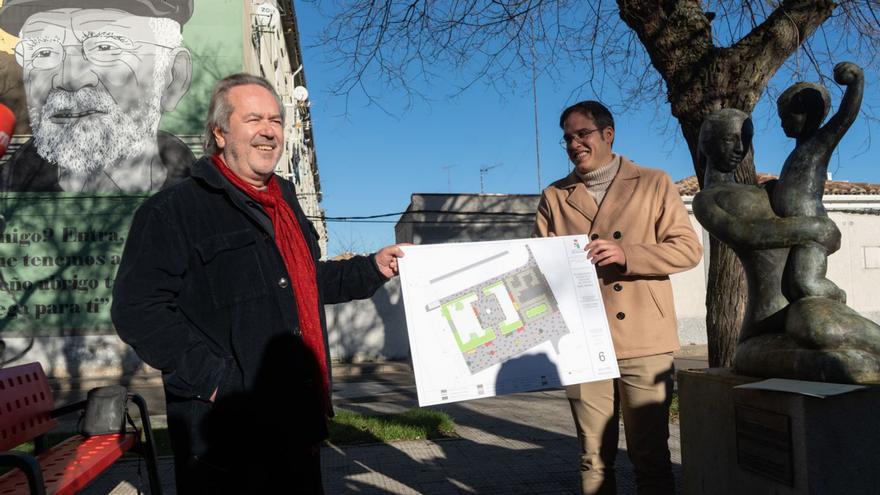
16, 8, 186, 176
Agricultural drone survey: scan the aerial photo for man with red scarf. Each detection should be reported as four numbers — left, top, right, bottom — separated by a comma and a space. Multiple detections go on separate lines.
112, 74, 404, 494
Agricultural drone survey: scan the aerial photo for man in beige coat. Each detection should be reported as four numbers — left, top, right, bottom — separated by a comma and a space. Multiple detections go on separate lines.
535, 101, 702, 494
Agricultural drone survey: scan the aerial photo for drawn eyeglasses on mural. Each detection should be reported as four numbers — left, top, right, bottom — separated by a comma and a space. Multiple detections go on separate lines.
14, 36, 173, 69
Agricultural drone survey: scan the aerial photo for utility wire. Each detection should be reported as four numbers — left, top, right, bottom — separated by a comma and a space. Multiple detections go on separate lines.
314, 209, 536, 221
315, 219, 535, 224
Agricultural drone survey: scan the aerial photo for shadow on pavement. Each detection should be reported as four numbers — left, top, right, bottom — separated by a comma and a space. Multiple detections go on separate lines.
323, 356, 684, 494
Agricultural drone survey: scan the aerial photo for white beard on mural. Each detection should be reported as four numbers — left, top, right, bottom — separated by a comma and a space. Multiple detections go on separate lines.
30, 86, 161, 176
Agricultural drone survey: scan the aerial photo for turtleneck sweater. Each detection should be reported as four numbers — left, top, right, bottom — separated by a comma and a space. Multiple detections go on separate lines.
575, 154, 620, 206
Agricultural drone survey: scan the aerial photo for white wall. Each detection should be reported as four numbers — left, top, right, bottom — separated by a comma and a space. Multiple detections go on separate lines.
670, 209, 709, 345
325, 278, 411, 361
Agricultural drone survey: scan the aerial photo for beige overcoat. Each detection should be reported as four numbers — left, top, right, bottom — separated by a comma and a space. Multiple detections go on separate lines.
535, 156, 702, 359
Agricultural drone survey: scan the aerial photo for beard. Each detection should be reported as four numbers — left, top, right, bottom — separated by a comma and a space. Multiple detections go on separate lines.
30, 85, 163, 175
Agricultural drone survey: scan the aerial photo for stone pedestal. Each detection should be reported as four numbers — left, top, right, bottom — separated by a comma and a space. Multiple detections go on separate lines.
678, 369, 880, 495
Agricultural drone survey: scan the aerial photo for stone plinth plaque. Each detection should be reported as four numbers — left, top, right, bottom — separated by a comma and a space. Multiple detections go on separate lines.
679, 369, 880, 495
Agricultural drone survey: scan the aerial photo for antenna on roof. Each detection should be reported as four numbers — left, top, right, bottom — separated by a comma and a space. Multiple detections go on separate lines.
479, 163, 503, 193
529, 11, 542, 192
441, 164, 457, 192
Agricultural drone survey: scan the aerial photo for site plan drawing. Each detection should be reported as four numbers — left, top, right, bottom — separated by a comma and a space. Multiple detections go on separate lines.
430, 246, 570, 374
399, 235, 619, 406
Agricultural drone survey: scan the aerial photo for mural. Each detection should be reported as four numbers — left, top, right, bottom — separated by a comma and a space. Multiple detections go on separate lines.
0, 0, 200, 192
0, 0, 246, 376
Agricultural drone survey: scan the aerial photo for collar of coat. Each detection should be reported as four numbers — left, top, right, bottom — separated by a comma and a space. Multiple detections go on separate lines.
191, 156, 295, 196
189, 156, 301, 230
556, 155, 641, 223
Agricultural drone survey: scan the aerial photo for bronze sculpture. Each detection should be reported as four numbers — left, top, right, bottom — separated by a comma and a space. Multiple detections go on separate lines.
693, 65, 880, 383
772, 62, 864, 304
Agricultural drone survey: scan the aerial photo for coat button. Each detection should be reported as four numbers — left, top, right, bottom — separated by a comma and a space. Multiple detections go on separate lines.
613, 283, 622, 292
278, 277, 289, 288
616, 312, 625, 320
613, 231, 622, 239
590, 233, 599, 241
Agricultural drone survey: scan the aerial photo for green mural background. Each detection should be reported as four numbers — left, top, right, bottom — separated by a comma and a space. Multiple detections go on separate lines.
0, 194, 146, 336
161, 0, 244, 136
0, 1, 247, 338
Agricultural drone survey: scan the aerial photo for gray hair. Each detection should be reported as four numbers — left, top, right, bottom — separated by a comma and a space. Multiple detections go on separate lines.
203, 73, 284, 155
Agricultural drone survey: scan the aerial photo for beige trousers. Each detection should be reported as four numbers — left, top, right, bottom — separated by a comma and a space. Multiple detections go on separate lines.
566, 353, 675, 495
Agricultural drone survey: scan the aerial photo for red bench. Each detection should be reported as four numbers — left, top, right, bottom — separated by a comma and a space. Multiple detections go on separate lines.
0, 363, 162, 494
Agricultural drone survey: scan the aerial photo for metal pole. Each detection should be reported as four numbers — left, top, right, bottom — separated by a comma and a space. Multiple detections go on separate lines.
530, 14, 542, 192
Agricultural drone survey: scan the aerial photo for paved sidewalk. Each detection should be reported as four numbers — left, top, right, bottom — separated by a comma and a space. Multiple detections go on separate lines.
84, 348, 707, 494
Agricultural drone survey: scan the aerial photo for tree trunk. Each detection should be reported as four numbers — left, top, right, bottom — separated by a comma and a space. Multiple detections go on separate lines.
705, 238, 747, 367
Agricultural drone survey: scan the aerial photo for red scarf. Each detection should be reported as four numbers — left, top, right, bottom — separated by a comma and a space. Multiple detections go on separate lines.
211, 155, 329, 410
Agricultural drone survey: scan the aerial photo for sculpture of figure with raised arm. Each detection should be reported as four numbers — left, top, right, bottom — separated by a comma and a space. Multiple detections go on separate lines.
694, 109, 839, 342
693, 105, 880, 384
772, 62, 864, 303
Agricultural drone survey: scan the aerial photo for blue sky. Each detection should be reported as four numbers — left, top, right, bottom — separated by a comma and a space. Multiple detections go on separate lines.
293, 3, 879, 257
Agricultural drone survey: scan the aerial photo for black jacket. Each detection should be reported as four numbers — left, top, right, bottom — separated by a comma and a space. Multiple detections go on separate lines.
111, 156, 387, 450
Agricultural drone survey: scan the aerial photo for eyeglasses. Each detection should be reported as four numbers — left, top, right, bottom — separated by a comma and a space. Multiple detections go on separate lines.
14, 36, 172, 70
560, 128, 601, 149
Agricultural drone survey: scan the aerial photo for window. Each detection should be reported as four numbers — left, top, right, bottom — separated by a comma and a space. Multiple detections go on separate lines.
864, 246, 880, 269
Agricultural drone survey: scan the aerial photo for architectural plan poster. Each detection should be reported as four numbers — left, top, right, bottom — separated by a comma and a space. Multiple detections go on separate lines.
399, 235, 619, 406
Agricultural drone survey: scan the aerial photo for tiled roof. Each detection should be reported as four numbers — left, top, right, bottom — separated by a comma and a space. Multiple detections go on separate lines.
675, 173, 880, 196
